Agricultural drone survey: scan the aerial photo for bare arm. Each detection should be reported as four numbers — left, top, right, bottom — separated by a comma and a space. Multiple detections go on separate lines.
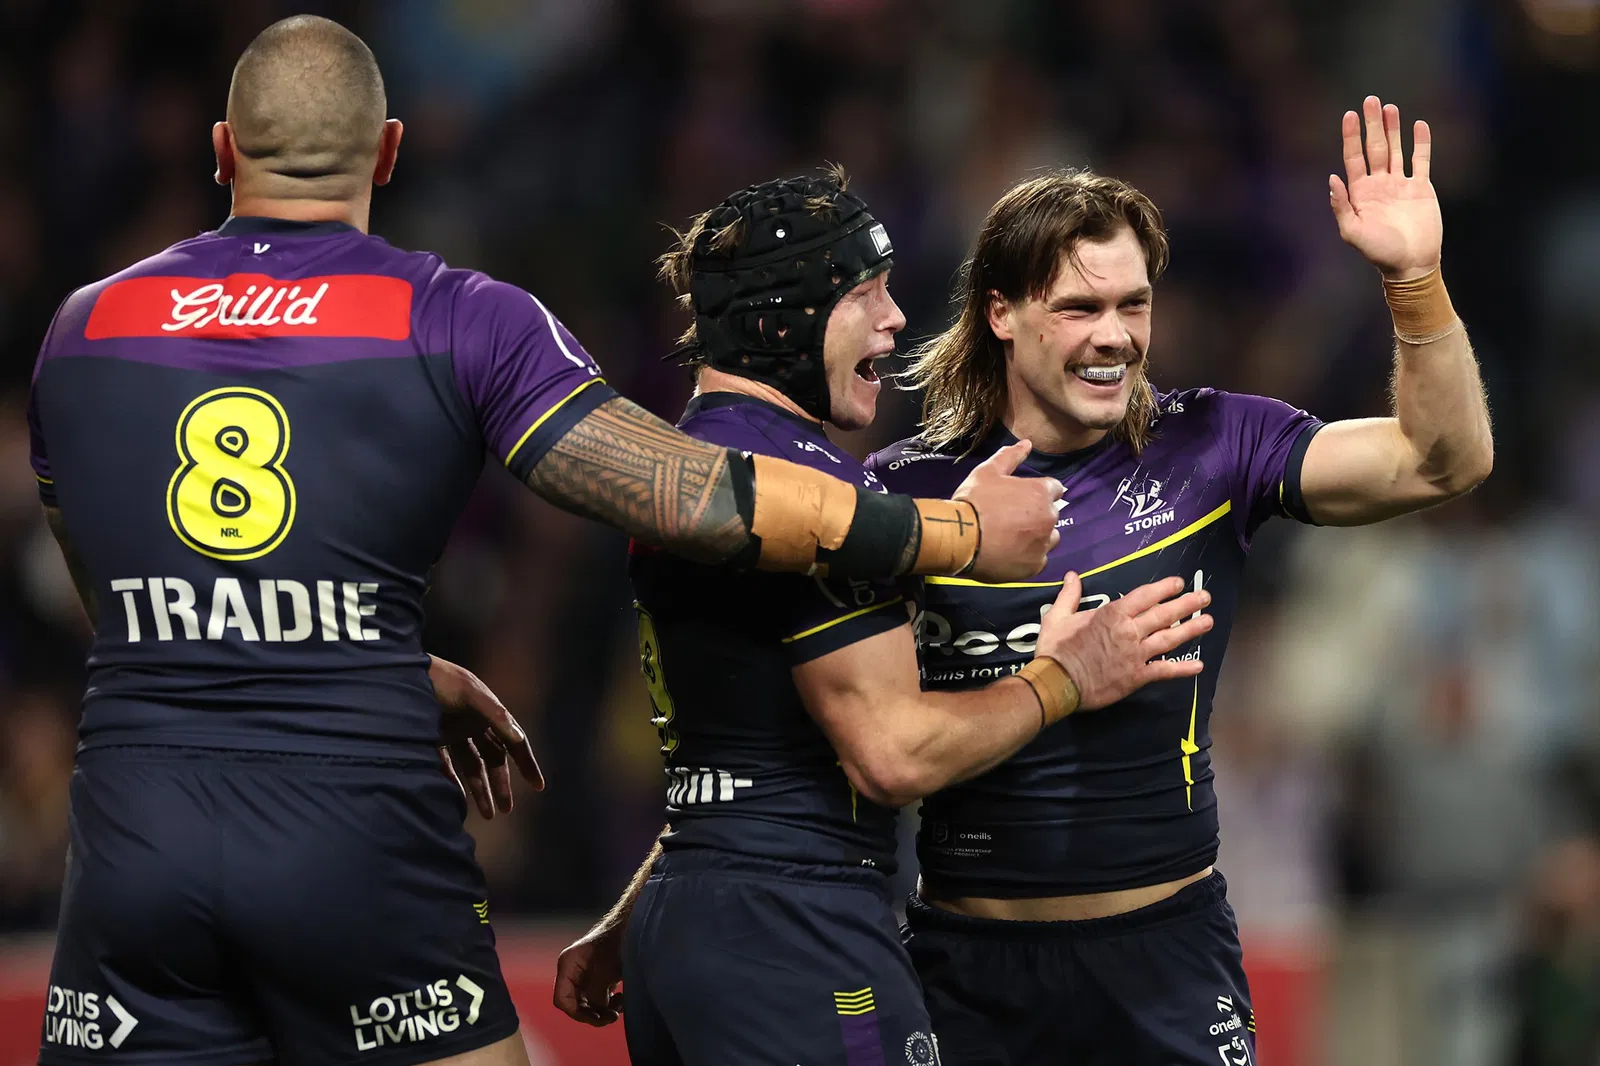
525, 396, 1063, 582
792, 576, 1213, 810
43, 504, 96, 626
1302, 97, 1493, 526
553, 831, 664, 1027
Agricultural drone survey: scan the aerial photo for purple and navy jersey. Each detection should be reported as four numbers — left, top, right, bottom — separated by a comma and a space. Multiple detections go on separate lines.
630, 392, 911, 871
27, 216, 616, 758
867, 388, 1321, 896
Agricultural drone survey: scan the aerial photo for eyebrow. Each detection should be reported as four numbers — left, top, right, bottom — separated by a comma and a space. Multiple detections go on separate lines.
1045, 286, 1152, 311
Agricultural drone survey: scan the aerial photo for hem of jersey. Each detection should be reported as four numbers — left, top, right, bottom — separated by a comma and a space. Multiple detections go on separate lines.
39, 1038, 273, 1066
917, 853, 1219, 902
320, 1014, 521, 1066
76, 729, 440, 763
907, 869, 1229, 938
654, 844, 895, 889
503, 376, 615, 481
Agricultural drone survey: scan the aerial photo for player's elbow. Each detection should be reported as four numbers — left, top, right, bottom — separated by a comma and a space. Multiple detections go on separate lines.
1430, 436, 1494, 498
839, 753, 927, 811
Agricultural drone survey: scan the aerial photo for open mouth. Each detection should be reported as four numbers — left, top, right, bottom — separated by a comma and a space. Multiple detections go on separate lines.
854, 357, 881, 383
1073, 364, 1127, 388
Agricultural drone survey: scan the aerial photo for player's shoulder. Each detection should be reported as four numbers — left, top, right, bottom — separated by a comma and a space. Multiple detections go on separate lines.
865, 434, 969, 493
681, 395, 861, 477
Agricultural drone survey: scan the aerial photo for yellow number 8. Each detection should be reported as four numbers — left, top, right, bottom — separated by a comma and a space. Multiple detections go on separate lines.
635, 604, 680, 756
167, 387, 296, 560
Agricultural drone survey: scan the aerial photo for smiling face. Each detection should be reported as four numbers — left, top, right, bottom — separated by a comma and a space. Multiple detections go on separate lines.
823, 269, 906, 431
988, 226, 1152, 450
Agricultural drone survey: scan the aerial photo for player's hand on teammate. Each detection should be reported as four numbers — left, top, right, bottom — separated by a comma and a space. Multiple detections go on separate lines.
429, 655, 544, 819
554, 923, 625, 1027
1329, 95, 1442, 280
953, 439, 1064, 582
1036, 574, 1212, 710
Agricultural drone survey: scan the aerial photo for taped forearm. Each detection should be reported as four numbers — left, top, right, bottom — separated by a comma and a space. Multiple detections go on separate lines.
733, 452, 979, 578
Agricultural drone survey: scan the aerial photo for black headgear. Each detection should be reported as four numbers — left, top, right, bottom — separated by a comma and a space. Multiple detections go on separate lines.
683, 174, 894, 421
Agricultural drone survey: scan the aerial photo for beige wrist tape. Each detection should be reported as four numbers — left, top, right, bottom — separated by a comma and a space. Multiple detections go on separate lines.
1383, 267, 1460, 345
911, 498, 981, 576
1018, 657, 1081, 728
749, 454, 856, 572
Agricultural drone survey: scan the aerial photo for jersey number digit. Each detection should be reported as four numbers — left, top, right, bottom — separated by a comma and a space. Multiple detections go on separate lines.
635, 605, 679, 757
167, 387, 296, 560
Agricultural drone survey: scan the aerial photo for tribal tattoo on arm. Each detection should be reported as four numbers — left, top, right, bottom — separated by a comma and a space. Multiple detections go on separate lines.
44, 505, 97, 626
526, 396, 750, 563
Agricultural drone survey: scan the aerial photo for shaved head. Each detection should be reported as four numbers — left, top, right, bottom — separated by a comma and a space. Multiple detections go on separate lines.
225, 16, 386, 200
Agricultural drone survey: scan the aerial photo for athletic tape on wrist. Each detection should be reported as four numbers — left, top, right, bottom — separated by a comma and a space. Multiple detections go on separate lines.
910, 499, 980, 577
1383, 267, 1460, 345
1018, 657, 1081, 728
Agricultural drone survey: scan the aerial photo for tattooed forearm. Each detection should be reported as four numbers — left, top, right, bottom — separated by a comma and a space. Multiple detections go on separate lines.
44, 505, 97, 625
527, 396, 749, 562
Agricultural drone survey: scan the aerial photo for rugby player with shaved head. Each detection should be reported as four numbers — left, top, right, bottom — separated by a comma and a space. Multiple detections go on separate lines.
864, 99, 1492, 1064
27, 17, 1069, 1066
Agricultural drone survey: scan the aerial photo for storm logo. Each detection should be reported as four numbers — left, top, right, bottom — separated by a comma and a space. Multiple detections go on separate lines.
1114, 475, 1166, 518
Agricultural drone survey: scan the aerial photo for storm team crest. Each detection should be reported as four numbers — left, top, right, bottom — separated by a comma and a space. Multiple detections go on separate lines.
1114, 475, 1167, 519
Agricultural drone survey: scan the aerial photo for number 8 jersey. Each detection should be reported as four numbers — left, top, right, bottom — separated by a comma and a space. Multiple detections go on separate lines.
27, 217, 616, 757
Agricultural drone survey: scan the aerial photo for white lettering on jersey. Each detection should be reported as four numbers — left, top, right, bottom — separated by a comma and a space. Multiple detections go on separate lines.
164, 281, 326, 332
111, 577, 381, 644
666, 767, 753, 805
349, 977, 478, 1052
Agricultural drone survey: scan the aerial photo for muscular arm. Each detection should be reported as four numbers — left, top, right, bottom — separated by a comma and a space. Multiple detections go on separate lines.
793, 621, 1042, 809
43, 504, 96, 626
1299, 328, 1492, 525
526, 395, 917, 572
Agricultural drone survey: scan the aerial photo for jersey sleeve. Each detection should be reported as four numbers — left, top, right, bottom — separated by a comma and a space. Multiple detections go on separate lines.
451, 275, 618, 481
28, 295, 74, 506
1209, 389, 1323, 540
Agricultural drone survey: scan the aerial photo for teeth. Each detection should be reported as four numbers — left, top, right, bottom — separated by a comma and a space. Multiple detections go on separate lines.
1075, 365, 1126, 383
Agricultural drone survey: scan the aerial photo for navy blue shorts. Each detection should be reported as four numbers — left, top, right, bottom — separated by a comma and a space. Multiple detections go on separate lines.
622, 849, 940, 1066
40, 746, 519, 1066
904, 872, 1255, 1066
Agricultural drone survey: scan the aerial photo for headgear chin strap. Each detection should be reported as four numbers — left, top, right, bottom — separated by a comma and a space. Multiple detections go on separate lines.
686, 174, 894, 421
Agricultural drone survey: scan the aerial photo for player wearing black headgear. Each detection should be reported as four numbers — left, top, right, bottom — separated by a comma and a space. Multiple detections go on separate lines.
551, 169, 1217, 1066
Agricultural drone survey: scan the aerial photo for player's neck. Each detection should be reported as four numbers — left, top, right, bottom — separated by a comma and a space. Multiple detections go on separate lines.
695, 368, 823, 426
1001, 395, 1106, 455
228, 191, 373, 234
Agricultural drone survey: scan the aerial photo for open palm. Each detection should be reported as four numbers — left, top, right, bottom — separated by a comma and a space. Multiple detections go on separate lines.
1329, 96, 1442, 279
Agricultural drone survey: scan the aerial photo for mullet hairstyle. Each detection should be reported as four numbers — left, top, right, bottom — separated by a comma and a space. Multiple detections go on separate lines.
657, 163, 851, 369
903, 170, 1170, 453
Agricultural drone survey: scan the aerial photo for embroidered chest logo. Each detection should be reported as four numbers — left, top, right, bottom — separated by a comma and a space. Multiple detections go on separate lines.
1114, 475, 1166, 518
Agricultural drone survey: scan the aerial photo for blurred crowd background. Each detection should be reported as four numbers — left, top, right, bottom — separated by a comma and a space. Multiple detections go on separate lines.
0, 1, 1598, 1063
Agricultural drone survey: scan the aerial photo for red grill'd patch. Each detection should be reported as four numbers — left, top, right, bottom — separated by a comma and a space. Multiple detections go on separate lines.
85, 274, 414, 340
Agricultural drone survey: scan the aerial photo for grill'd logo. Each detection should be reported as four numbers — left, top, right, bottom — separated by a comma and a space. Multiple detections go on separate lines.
85, 273, 413, 340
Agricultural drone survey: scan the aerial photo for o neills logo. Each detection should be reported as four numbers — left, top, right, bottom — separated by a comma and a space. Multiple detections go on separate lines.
86, 273, 413, 340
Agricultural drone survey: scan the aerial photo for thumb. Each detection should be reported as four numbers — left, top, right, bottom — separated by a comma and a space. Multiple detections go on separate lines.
1052, 571, 1082, 614
976, 439, 1032, 477
1328, 174, 1354, 226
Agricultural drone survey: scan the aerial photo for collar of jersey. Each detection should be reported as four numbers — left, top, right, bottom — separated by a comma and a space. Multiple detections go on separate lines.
980, 422, 1115, 480
682, 390, 826, 434
216, 216, 358, 236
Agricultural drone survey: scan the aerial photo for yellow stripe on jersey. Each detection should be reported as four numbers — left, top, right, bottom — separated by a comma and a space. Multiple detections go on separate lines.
1179, 677, 1201, 810
833, 987, 875, 1015
503, 376, 608, 471
36, 474, 53, 485
783, 596, 904, 644
925, 500, 1233, 589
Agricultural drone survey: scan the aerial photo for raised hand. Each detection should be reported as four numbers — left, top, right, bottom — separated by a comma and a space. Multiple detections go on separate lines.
1035, 574, 1212, 710
953, 439, 1064, 583
1329, 96, 1442, 280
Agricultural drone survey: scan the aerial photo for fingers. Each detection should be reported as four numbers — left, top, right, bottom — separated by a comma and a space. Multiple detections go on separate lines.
1113, 575, 1187, 617
1141, 613, 1214, 659
479, 734, 515, 814
1341, 109, 1365, 184
1052, 571, 1082, 614
1412, 119, 1431, 181
459, 738, 495, 820
1383, 102, 1403, 174
1362, 95, 1386, 175
506, 729, 545, 791
1140, 656, 1206, 683
976, 438, 1032, 477
1132, 588, 1212, 637
438, 746, 466, 802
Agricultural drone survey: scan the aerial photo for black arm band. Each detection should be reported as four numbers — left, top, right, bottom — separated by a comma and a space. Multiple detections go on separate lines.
725, 449, 763, 569
816, 488, 921, 578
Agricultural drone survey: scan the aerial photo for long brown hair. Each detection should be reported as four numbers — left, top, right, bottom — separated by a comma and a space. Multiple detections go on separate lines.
903, 170, 1169, 452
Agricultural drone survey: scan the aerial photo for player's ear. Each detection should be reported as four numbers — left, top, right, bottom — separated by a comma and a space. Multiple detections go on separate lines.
985, 289, 1015, 342
212, 122, 235, 187
373, 119, 403, 187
